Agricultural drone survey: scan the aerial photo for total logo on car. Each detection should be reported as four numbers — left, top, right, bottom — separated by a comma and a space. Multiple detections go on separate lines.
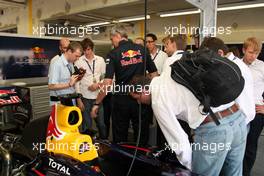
48, 158, 71, 176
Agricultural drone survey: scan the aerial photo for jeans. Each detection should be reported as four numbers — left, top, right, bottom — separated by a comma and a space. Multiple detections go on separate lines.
80, 98, 107, 139
192, 110, 247, 176
243, 113, 264, 176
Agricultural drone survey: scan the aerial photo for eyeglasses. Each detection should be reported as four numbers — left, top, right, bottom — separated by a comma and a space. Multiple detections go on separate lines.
146, 40, 154, 43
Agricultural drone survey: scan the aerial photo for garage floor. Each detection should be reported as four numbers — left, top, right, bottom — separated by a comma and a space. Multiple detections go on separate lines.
252, 133, 264, 176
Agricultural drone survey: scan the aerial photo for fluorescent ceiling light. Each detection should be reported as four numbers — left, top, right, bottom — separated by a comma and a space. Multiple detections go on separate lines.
160, 3, 264, 17
77, 14, 110, 21
77, 14, 91, 18
11, 0, 25, 2
218, 3, 264, 11
86, 22, 110, 27
160, 10, 200, 17
118, 15, 150, 23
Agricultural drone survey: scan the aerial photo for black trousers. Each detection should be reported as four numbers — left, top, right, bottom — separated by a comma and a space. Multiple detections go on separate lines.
243, 113, 264, 176
103, 93, 112, 139
112, 95, 151, 146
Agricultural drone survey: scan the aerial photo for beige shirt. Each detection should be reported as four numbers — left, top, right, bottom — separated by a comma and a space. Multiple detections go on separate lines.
75, 55, 106, 99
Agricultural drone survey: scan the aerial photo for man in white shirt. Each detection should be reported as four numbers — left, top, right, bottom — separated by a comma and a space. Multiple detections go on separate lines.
160, 34, 193, 143
130, 73, 246, 175
146, 33, 168, 74
162, 34, 187, 74
145, 33, 168, 146
75, 38, 107, 139
130, 41, 248, 175
242, 37, 264, 176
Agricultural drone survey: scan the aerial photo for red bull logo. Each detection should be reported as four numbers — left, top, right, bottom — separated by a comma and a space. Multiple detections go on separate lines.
31, 47, 44, 54
120, 50, 143, 66
31, 46, 48, 63
122, 50, 141, 58
46, 105, 65, 140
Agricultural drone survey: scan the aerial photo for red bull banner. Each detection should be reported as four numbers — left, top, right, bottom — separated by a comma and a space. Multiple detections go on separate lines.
0, 35, 60, 80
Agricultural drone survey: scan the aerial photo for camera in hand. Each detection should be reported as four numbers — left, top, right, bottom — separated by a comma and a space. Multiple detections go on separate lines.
73, 66, 86, 80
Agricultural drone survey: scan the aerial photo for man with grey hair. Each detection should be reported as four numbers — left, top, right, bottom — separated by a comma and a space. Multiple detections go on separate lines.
91, 25, 158, 146
109, 25, 128, 47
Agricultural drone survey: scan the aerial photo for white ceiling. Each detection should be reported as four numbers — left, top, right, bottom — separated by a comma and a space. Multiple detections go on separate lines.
0, 0, 262, 26
43, 0, 259, 26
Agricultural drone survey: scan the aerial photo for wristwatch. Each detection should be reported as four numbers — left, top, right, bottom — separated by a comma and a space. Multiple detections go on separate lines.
93, 102, 100, 106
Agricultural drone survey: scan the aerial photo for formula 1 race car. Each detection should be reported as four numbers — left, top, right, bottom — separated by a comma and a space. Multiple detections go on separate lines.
0, 93, 198, 176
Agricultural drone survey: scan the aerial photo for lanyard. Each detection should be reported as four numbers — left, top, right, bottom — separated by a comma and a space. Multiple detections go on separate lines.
152, 50, 160, 61
66, 64, 73, 76
85, 59, 95, 76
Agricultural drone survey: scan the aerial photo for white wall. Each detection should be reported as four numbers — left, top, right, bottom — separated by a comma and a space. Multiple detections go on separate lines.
217, 8, 264, 43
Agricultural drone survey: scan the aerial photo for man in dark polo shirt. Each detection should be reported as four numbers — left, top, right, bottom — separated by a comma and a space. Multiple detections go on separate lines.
91, 25, 158, 146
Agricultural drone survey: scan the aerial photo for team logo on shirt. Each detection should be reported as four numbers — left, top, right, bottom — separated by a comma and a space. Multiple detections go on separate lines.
122, 50, 141, 58
121, 50, 143, 66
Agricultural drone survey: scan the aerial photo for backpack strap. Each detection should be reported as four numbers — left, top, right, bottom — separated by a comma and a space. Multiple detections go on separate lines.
202, 94, 221, 126
208, 108, 221, 126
